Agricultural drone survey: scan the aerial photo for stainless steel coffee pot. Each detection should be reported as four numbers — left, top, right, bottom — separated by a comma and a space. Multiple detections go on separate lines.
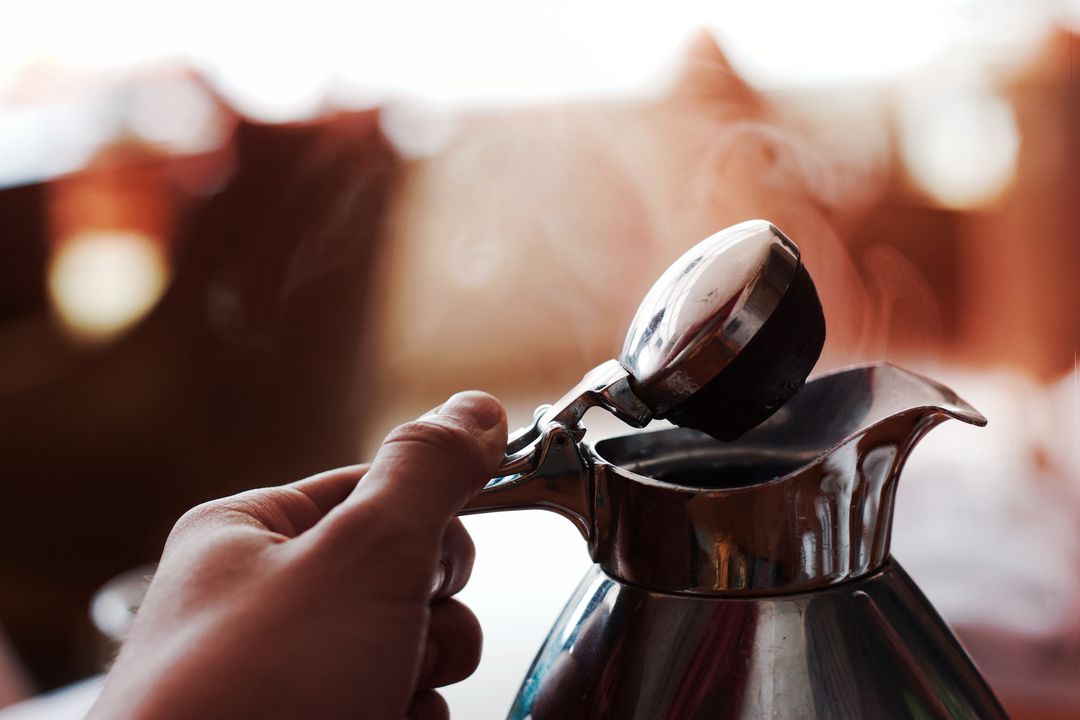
462, 221, 1007, 719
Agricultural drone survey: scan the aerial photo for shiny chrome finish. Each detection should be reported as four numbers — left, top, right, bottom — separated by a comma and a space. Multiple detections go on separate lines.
479, 220, 802, 501
511, 562, 1008, 720
458, 218, 1004, 717
466, 363, 986, 594
587, 363, 986, 595
462, 421, 592, 540
466, 363, 1005, 718
620, 219, 800, 415
477, 360, 647, 528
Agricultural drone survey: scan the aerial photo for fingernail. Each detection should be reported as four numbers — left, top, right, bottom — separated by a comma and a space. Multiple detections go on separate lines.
438, 391, 503, 431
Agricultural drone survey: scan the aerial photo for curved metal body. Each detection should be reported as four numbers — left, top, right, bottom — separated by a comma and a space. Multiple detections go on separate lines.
462, 363, 1007, 719
586, 364, 985, 595
464, 364, 986, 596
510, 562, 1008, 720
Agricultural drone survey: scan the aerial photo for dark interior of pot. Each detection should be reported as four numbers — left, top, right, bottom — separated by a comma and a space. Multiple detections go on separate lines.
593, 367, 875, 490
594, 428, 812, 489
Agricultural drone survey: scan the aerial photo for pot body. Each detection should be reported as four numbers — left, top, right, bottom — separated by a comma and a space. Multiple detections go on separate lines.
509, 561, 1007, 720
465, 365, 1007, 718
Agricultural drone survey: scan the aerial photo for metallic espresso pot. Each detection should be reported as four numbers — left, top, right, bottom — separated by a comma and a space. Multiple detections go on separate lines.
461, 221, 1008, 719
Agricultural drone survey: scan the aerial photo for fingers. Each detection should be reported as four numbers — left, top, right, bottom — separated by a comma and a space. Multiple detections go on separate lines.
288, 465, 370, 515
430, 519, 475, 600
179, 392, 505, 549
169, 466, 371, 542
407, 690, 448, 720
417, 599, 483, 689
343, 391, 507, 541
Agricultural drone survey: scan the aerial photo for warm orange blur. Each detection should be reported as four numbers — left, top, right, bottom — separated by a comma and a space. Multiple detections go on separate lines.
0, 18, 1076, 720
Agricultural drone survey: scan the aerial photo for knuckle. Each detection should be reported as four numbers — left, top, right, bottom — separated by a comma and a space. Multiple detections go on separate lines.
163, 501, 241, 561
382, 418, 484, 471
168, 492, 270, 545
171, 499, 228, 538
224, 489, 302, 532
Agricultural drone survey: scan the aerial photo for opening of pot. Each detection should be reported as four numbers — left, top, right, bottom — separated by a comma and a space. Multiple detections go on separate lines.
593, 428, 814, 490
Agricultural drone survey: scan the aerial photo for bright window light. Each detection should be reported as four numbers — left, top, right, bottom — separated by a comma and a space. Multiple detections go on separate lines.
1, 1, 1057, 113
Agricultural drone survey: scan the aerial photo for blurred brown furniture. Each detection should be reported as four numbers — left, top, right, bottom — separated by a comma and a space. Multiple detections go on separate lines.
0, 112, 398, 688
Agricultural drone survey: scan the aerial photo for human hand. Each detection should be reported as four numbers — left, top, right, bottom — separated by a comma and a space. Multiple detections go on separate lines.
88, 391, 507, 720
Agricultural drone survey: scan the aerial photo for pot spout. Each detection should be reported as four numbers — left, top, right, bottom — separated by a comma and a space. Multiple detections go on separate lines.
588, 363, 987, 595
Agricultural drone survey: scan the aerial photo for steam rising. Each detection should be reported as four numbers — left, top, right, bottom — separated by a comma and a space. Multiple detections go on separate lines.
363, 32, 957, 417
858, 245, 944, 361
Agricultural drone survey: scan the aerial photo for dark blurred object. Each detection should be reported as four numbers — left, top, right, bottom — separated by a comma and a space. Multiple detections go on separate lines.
0, 111, 398, 688
0, 184, 48, 325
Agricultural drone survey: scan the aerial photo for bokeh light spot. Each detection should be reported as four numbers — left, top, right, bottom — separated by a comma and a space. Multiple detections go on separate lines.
900, 89, 1020, 209
47, 230, 169, 341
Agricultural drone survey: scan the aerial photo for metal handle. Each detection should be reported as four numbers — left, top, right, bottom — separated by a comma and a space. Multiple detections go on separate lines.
461, 421, 593, 539
491, 360, 651, 477
459, 360, 653, 540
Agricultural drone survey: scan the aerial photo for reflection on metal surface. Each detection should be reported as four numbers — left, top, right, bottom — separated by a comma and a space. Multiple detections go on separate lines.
455, 224, 1002, 717
476, 220, 806, 487
462, 363, 1006, 718
464, 421, 593, 540
619, 220, 799, 415
512, 562, 1007, 720
465, 363, 985, 595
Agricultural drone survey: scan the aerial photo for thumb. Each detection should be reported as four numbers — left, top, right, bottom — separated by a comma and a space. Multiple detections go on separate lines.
342, 391, 507, 539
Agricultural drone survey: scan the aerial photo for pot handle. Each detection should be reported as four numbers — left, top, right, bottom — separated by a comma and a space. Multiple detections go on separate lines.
459, 360, 651, 541
460, 421, 594, 541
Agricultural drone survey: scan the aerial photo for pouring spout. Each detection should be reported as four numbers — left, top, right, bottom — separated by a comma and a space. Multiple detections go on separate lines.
739, 363, 987, 462
585, 362, 989, 595
862, 363, 987, 428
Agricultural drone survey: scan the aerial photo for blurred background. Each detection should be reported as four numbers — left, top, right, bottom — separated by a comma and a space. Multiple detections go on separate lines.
0, 0, 1077, 717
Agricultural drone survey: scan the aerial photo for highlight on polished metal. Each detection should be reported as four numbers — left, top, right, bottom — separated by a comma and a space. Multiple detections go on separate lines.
473, 219, 824, 520
465, 362, 987, 591
465, 364, 1004, 719
618, 220, 800, 415
587, 364, 986, 594
455, 219, 1006, 718
513, 562, 1008, 720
